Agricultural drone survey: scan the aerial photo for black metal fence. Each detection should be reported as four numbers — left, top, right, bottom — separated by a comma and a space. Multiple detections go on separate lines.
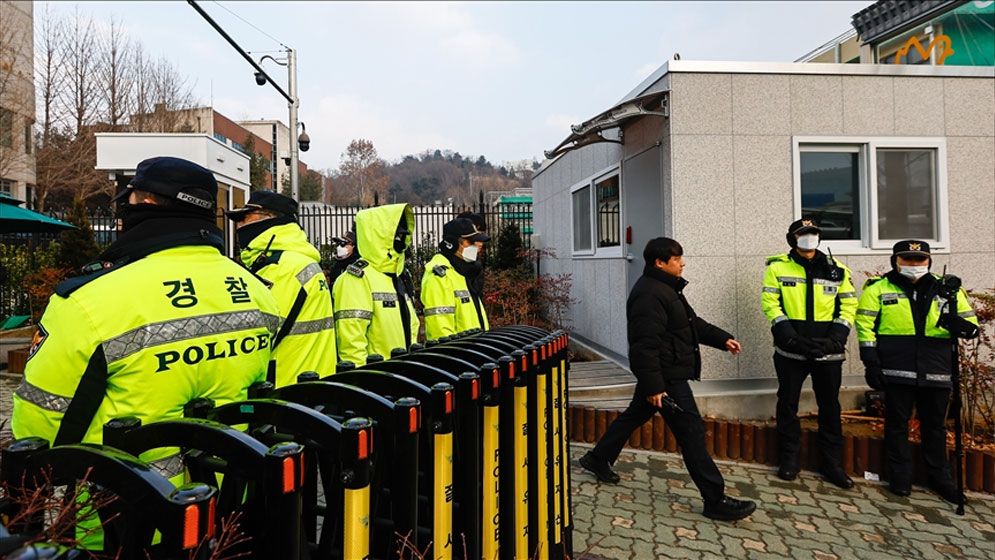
0, 200, 532, 321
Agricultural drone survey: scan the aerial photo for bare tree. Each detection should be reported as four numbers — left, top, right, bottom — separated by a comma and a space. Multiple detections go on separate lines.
98, 17, 133, 127
58, 7, 99, 136
337, 139, 388, 206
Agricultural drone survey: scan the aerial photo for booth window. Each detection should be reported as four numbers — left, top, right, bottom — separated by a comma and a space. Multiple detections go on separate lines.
596, 174, 621, 248
571, 184, 592, 254
793, 138, 947, 252
571, 167, 622, 257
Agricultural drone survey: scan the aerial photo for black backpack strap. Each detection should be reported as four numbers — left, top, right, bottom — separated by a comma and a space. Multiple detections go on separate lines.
54, 346, 109, 446
272, 287, 308, 348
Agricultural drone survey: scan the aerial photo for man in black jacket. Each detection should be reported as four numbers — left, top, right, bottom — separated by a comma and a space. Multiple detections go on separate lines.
579, 238, 756, 521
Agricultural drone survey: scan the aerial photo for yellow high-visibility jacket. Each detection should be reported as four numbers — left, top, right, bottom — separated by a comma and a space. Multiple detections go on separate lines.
420, 252, 489, 341
855, 272, 977, 388
241, 221, 336, 386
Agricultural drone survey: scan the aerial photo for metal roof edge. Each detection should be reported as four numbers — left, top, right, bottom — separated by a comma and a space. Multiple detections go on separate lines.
661, 59, 994, 78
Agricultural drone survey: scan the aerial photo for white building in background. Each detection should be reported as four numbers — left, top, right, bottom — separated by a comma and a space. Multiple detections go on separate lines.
0, 0, 35, 206
238, 119, 306, 192
95, 133, 252, 255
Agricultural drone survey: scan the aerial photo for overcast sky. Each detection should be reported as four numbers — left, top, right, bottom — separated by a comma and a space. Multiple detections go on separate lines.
39, 1, 870, 170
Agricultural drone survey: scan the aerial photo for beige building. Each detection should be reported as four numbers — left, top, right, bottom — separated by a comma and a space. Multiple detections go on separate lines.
0, 0, 36, 206
238, 119, 298, 191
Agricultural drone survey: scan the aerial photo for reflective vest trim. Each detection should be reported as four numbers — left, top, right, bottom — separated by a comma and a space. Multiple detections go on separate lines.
102, 310, 282, 364
425, 306, 457, 316
148, 453, 184, 479
883, 368, 917, 379
762, 287, 780, 294
772, 315, 789, 325
833, 318, 852, 328
454, 290, 471, 299
296, 263, 324, 286
287, 316, 335, 336
335, 309, 373, 320
15, 380, 72, 413
857, 309, 879, 317
775, 347, 846, 362
959, 311, 976, 318
839, 291, 857, 299
925, 373, 952, 383
860, 341, 877, 347
777, 276, 806, 284
371, 292, 398, 302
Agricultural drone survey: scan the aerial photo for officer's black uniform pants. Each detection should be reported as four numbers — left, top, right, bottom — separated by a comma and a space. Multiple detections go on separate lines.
774, 354, 844, 468
884, 383, 952, 486
589, 379, 724, 504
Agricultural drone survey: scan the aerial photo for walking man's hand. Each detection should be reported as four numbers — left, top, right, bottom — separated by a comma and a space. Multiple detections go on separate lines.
725, 339, 742, 355
646, 392, 667, 408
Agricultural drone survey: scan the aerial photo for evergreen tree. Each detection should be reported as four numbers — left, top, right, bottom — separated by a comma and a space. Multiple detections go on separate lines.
58, 199, 101, 272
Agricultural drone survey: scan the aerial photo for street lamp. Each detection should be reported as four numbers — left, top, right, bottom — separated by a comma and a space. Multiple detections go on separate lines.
256, 51, 307, 201
186, 1, 311, 201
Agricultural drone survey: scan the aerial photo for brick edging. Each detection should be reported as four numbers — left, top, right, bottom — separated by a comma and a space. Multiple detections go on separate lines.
567, 404, 995, 494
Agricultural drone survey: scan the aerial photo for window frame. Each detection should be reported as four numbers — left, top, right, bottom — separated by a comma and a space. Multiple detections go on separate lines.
569, 164, 624, 259
792, 136, 948, 254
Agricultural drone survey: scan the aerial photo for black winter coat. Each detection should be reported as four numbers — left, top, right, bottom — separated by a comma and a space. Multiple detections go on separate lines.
628, 266, 734, 397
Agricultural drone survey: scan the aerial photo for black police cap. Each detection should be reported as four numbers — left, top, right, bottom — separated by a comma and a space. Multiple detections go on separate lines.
788, 218, 821, 236
892, 240, 931, 258
443, 217, 490, 243
225, 190, 299, 221
112, 156, 217, 211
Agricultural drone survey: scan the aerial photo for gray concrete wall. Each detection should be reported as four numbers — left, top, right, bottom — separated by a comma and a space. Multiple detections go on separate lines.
667, 71, 995, 385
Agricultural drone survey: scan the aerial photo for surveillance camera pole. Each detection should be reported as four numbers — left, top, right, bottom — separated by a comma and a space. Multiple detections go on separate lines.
287, 48, 299, 201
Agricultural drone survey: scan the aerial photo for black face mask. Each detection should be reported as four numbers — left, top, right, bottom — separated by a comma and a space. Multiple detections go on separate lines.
394, 231, 409, 253
116, 203, 165, 233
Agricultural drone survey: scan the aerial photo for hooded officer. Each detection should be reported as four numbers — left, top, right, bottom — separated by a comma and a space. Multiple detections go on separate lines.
332, 203, 420, 366
761, 218, 858, 488
227, 190, 336, 385
855, 240, 979, 502
13, 157, 280, 480
421, 217, 490, 341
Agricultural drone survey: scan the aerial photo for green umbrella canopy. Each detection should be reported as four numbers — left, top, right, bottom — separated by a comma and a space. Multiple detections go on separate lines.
0, 192, 76, 234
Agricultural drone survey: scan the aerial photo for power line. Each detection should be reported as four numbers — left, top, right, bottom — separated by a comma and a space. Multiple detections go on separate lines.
210, 0, 289, 50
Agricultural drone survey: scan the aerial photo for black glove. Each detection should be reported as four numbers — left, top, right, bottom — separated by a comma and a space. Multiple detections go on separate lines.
786, 336, 825, 359
827, 322, 850, 352
813, 337, 843, 355
772, 320, 799, 348
864, 366, 884, 390
938, 314, 980, 340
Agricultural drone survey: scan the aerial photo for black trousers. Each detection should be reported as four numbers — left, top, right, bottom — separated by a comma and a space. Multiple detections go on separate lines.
884, 383, 952, 487
589, 379, 725, 504
773, 354, 844, 469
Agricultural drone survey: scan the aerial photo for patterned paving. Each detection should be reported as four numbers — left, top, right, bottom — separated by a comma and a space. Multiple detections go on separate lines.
570, 444, 995, 560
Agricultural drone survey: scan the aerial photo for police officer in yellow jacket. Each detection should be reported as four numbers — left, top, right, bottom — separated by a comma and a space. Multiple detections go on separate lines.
421, 217, 490, 341
333, 203, 420, 365
12, 157, 280, 479
856, 240, 979, 501
227, 191, 336, 386
762, 218, 858, 488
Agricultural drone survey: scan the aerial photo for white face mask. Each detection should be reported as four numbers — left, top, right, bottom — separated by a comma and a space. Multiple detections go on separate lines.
460, 244, 479, 263
898, 265, 929, 281
335, 245, 352, 259
796, 234, 820, 250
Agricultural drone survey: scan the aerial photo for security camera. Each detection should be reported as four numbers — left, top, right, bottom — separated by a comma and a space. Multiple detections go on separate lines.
298, 131, 310, 152
254, 71, 266, 86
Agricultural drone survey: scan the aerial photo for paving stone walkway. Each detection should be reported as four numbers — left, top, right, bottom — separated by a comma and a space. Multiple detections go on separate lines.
570, 444, 995, 560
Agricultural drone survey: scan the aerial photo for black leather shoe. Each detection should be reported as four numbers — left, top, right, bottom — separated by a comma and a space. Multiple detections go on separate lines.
703, 497, 757, 521
579, 451, 620, 484
888, 483, 911, 497
820, 466, 855, 490
929, 480, 961, 504
777, 464, 799, 481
